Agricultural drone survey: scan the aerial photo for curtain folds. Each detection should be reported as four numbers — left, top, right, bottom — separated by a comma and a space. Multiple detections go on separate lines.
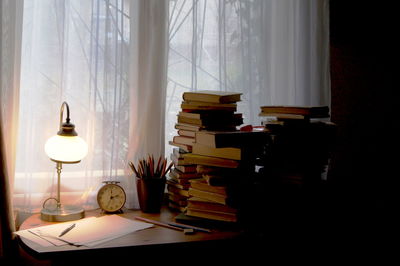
126, 0, 169, 209
0, 0, 24, 259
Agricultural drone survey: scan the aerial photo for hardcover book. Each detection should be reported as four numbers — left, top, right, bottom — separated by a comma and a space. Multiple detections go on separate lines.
182, 90, 242, 104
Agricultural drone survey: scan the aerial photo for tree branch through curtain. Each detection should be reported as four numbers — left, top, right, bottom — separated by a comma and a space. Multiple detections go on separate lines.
165, 0, 330, 155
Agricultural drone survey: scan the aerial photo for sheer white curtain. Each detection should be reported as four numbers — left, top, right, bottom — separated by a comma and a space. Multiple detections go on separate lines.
1, 0, 23, 205
1, 0, 24, 257
13, 0, 168, 212
166, 0, 330, 153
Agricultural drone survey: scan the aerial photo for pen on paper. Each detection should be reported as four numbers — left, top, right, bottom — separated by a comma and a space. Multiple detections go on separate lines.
59, 223, 76, 237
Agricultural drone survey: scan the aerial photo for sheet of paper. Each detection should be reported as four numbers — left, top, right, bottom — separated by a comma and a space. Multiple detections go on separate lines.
15, 217, 98, 247
15, 215, 153, 247
62, 215, 154, 246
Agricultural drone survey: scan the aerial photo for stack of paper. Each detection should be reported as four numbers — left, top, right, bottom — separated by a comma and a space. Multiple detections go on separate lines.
15, 215, 154, 247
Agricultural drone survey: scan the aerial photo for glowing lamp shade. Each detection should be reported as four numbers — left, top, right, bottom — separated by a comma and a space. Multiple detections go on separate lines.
45, 135, 88, 163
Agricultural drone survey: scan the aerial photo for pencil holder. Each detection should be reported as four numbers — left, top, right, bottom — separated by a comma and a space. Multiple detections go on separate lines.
136, 177, 166, 213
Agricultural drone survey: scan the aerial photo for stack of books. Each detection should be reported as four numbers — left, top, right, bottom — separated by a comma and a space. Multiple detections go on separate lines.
182, 130, 268, 222
258, 105, 335, 186
186, 165, 239, 223
167, 90, 245, 221
169, 90, 243, 152
259, 105, 330, 125
167, 148, 201, 211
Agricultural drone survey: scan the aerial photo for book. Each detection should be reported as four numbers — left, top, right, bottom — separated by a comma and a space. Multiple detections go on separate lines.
181, 101, 237, 112
196, 165, 235, 175
175, 123, 204, 132
186, 208, 237, 223
177, 113, 243, 128
170, 153, 193, 166
174, 212, 238, 228
182, 153, 240, 168
168, 201, 187, 212
167, 182, 190, 197
182, 90, 242, 104
258, 113, 310, 120
188, 187, 227, 205
187, 197, 237, 214
169, 141, 192, 153
169, 168, 202, 179
178, 111, 241, 120
173, 135, 195, 146
202, 174, 227, 186
167, 173, 191, 188
168, 193, 188, 206
259, 105, 329, 118
178, 129, 196, 138
175, 164, 197, 173
195, 130, 268, 148
192, 143, 241, 160
189, 179, 227, 195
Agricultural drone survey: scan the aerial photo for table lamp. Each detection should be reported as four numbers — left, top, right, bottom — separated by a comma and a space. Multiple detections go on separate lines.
41, 102, 88, 222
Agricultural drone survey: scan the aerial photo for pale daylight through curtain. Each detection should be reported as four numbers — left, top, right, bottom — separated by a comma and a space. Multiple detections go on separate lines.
14, 0, 132, 212
165, 0, 330, 155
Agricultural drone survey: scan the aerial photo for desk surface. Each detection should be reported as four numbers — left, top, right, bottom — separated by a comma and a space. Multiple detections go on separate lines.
18, 207, 242, 258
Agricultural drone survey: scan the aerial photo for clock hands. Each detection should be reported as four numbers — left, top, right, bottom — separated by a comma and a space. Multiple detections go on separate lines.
107, 187, 122, 209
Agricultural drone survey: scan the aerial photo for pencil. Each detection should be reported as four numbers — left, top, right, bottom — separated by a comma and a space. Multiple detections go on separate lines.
129, 162, 139, 177
162, 161, 173, 177
130, 155, 172, 179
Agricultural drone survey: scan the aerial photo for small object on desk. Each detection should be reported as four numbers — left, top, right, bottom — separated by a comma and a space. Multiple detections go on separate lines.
58, 223, 76, 237
130, 155, 173, 213
134, 216, 185, 232
167, 222, 211, 233
183, 228, 195, 235
97, 181, 126, 213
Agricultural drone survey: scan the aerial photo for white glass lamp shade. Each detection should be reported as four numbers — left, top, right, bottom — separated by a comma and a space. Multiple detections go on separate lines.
45, 135, 88, 163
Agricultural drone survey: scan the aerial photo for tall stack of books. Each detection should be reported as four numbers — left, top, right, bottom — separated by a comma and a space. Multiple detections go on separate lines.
167, 90, 246, 221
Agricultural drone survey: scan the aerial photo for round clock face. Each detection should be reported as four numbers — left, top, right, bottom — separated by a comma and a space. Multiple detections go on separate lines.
97, 183, 126, 213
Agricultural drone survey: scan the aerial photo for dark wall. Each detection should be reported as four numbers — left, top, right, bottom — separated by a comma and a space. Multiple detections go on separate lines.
329, 1, 398, 214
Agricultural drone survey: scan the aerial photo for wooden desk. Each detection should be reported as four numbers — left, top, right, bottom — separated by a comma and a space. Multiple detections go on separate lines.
18, 207, 243, 264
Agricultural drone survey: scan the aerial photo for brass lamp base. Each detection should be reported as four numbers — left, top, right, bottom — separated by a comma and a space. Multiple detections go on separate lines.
41, 205, 85, 222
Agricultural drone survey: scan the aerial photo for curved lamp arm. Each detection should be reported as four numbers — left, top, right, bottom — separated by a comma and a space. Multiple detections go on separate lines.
57, 102, 77, 136
59, 101, 71, 130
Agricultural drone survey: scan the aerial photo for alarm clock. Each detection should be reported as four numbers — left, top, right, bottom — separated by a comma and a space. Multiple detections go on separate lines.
97, 181, 126, 213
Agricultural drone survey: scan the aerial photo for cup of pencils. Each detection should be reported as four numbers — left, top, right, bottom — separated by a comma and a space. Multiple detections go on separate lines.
129, 155, 173, 213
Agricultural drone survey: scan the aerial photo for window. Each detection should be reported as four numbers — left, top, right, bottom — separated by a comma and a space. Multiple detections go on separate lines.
165, 0, 330, 156
12, 0, 329, 213
14, 0, 131, 212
